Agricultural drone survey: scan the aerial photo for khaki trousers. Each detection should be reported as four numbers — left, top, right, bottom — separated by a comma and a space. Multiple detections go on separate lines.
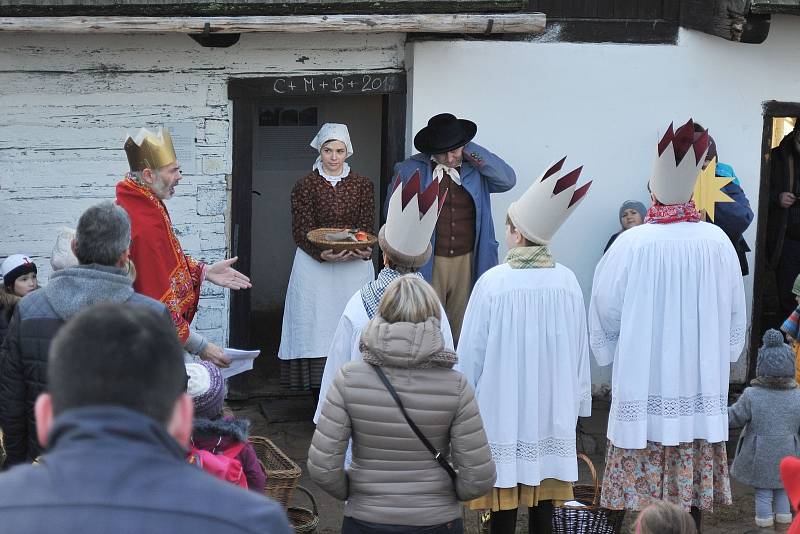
431, 252, 473, 345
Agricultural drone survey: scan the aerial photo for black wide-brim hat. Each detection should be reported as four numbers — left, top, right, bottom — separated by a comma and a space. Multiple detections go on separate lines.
413, 113, 477, 155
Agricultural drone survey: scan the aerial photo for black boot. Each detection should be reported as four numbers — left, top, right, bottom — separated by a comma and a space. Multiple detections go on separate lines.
529, 501, 554, 534
490, 509, 518, 534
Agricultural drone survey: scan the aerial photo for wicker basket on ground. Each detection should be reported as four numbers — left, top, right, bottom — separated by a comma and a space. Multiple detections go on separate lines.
288, 486, 319, 534
552, 453, 626, 534
307, 227, 377, 253
249, 436, 302, 510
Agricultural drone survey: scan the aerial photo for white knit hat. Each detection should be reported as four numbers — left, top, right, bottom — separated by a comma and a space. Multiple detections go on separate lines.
2, 254, 37, 288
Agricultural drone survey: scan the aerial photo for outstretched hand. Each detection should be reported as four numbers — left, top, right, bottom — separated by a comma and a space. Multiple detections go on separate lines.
206, 257, 252, 289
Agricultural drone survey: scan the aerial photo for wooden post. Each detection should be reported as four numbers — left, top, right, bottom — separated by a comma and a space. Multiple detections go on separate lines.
0, 13, 545, 34
679, 0, 750, 42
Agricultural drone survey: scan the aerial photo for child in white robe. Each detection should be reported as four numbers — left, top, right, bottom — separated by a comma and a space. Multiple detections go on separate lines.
458, 158, 593, 534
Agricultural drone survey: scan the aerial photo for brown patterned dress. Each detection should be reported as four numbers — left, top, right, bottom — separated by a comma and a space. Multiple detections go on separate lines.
279, 170, 376, 391
290, 170, 375, 260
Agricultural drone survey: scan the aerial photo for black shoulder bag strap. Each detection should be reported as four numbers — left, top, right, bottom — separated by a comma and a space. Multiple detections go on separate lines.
371, 365, 457, 482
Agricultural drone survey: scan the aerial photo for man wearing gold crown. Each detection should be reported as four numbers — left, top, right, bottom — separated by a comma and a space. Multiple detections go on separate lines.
458, 158, 593, 533
116, 128, 251, 367
314, 171, 454, 426
389, 113, 516, 343
589, 120, 746, 529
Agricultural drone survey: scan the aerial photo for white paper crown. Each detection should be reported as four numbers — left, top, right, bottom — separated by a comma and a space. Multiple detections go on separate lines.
383, 170, 447, 261
649, 119, 710, 205
507, 157, 592, 245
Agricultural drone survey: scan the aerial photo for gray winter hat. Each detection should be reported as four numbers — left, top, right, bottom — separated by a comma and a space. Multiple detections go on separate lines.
757, 329, 795, 379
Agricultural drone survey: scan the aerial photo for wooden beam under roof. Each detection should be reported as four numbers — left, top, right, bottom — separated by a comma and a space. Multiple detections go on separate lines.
0, 13, 545, 33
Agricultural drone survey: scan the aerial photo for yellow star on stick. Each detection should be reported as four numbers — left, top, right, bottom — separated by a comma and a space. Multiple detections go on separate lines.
692, 157, 734, 222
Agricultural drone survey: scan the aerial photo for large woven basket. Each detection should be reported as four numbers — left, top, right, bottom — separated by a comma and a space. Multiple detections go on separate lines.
249, 436, 302, 510
288, 486, 319, 534
307, 227, 377, 253
552, 454, 626, 534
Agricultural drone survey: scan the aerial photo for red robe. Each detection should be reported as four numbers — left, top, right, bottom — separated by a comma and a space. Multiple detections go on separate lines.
116, 176, 204, 343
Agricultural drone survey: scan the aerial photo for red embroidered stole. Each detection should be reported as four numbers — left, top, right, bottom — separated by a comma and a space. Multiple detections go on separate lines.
116, 176, 203, 343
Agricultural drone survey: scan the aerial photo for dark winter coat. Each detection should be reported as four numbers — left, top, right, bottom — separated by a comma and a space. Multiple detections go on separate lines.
0, 406, 291, 534
767, 136, 800, 266
193, 416, 267, 493
0, 264, 171, 466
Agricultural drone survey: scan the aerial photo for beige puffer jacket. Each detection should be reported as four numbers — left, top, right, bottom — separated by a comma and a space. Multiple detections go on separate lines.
308, 316, 495, 526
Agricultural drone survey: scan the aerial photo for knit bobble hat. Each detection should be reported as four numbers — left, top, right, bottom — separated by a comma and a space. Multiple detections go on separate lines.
185, 361, 225, 419
757, 329, 795, 379
1, 254, 37, 289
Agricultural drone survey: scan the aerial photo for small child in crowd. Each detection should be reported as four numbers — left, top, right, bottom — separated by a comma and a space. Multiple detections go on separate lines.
780, 273, 800, 384
1, 254, 39, 345
634, 501, 697, 534
185, 361, 266, 493
728, 329, 800, 528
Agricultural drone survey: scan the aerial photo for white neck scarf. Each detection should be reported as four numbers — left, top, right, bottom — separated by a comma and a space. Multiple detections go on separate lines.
431, 158, 461, 185
314, 161, 350, 187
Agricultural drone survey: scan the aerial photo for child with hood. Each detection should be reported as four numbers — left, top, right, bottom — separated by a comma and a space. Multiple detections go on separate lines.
729, 329, 800, 528
186, 361, 266, 493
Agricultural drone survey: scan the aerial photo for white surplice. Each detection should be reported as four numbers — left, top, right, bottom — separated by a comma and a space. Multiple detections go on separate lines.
588, 221, 747, 450
313, 284, 455, 424
458, 263, 592, 488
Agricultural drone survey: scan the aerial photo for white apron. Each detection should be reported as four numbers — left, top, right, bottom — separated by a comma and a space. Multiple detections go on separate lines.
278, 248, 374, 360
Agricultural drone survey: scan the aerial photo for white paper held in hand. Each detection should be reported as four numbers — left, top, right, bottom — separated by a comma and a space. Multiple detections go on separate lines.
221, 348, 260, 379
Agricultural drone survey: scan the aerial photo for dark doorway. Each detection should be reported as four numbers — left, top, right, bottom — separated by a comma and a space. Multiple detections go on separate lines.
227, 74, 406, 397
748, 102, 800, 380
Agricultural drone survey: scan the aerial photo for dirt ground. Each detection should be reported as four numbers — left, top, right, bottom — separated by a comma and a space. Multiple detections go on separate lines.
230, 395, 791, 534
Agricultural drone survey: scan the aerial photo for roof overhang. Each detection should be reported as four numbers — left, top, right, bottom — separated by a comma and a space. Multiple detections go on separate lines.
0, 13, 545, 34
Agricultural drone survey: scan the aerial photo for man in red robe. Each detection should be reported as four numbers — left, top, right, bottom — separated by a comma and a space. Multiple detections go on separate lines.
116, 128, 251, 367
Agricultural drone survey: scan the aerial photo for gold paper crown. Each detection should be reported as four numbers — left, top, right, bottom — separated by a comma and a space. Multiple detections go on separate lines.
124, 127, 177, 172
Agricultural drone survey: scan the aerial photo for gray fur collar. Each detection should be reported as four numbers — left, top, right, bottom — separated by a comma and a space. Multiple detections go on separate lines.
44, 265, 133, 321
192, 417, 250, 442
751, 376, 799, 390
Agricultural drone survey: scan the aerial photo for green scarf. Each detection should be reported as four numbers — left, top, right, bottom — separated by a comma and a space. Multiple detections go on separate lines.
505, 246, 554, 269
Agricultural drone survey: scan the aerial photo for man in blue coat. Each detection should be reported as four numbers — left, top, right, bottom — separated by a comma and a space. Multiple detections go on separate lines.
0, 303, 291, 534
387, 113, 516, 341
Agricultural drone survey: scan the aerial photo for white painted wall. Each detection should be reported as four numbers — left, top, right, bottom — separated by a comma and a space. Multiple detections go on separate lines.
407, 16, 800, 388
0, 31, 404, 347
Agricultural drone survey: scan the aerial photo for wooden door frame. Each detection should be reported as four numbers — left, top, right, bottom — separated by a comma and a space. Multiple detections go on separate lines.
748, 100, 800, 380
227, 73, 407, 347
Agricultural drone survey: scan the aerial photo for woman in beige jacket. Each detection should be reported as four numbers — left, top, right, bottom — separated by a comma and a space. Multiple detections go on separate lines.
308, 275, 495, 534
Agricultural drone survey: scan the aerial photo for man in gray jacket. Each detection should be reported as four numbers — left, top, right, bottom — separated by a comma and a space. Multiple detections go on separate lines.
0, 303, 291, 534
0, 201, 172, 465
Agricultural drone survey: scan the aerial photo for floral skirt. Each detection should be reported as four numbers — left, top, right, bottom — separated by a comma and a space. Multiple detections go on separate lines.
600, 439, 731, 512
